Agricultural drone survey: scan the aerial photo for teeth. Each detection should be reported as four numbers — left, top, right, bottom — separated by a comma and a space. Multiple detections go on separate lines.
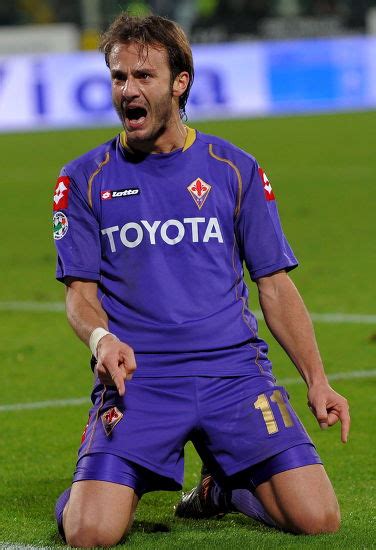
127, 116, 146, 128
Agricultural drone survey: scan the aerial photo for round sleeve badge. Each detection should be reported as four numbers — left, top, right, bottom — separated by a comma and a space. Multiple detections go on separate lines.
53, 211, 69, 240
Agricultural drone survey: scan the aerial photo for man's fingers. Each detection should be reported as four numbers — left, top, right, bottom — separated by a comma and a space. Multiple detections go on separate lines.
104, 359, 126, 395
308, 387, 350, 443
118, 349, 136, 381
96, 340, 136, 396
121, 358, 135, 380
108, 366, 126, 396
327, 399, 350, 443
97, 359, 126, 396
327, 409, 350, 443
120, 348, 137, 373
311, 402, 329, 429
337, 407, 350, 443
340, 416, 350, 443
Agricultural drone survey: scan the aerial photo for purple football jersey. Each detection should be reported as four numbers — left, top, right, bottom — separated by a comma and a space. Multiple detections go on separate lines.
53, 127, 297, 372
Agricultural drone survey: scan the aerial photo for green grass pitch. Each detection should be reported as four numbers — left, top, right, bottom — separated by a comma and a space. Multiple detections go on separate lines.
0, 111, 375, 549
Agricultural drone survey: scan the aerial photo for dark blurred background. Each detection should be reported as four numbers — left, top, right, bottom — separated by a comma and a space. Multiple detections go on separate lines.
1, 0, 376, 51
1, 1, 375, 127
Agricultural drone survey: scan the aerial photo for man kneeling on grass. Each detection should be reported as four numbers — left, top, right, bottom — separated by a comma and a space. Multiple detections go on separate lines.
52, 12, 350, 547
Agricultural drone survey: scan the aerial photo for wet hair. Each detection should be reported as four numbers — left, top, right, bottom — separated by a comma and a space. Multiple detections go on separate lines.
99, 13, 194, 119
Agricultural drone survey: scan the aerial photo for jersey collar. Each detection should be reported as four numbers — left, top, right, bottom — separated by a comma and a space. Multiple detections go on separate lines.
119, 126, 196, 154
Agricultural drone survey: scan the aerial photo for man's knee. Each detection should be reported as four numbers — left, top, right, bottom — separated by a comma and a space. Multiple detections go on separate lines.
65, 519, 126, 548
258, 464, 341, 535
292, 501, 341, 535
62, 479, 137, 546
64, 507, 132, 548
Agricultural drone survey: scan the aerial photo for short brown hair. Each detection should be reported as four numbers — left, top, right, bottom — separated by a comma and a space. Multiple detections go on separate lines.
100, 13, 194, 119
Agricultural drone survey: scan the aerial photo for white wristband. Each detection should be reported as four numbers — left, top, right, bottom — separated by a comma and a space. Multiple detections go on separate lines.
89, 327, 116, 358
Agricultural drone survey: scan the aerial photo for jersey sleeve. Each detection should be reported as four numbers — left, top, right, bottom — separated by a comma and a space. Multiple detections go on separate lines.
235, 161, 298, 281
53, 167, 101, 283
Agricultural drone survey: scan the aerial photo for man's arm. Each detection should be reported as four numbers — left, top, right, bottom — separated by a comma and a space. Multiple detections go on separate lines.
256, 270, 350, 443
65, 279, 136, 395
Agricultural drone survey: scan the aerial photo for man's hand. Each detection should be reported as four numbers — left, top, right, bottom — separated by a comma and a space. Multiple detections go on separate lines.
95, 335, 137, 396
307, 383, 350, 443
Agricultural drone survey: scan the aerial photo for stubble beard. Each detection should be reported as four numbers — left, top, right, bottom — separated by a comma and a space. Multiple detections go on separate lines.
115, 88, 175, 149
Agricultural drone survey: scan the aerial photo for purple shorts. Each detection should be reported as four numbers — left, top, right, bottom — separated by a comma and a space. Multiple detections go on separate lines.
74, 443, 321, 497
75, 367, 321, 490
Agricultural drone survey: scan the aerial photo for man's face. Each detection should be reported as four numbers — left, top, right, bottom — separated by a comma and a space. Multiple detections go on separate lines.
109, 42, 177, 148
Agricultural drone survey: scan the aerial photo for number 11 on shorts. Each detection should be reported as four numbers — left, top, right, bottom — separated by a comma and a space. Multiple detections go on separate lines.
254, 390, 294, 434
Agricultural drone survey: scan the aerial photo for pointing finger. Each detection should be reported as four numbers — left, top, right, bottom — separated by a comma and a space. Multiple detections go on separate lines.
110, 367, 125, 396
339, 406, 350, 444
99, 360, 126, 396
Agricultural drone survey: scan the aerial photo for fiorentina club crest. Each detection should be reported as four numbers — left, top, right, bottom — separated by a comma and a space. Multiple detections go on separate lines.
187, 178, 211, 210
101, 406, 123, 436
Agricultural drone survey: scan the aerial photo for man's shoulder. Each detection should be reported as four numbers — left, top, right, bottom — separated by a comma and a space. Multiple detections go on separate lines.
195, 130, 257, 166
63, 135, 119, 178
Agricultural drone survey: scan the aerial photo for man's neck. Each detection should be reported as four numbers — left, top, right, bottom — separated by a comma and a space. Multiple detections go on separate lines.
126, 120, 188, 155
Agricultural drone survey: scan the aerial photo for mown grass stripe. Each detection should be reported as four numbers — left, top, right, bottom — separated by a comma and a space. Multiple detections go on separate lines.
0, 301, 376, 324
0, 369, 375, 413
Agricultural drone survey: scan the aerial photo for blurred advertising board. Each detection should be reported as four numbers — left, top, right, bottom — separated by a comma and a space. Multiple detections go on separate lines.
0, 24, 79, 55
0, 36, 375, 132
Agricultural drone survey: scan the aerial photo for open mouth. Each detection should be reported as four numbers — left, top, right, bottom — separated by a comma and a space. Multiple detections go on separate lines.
125, 106, 148, 129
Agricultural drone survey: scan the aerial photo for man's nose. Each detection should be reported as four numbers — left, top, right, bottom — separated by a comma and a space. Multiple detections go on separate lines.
122, 76, 140, 99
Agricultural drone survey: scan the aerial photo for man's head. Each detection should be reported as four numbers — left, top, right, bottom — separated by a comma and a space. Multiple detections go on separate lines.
100, 13, 194, 150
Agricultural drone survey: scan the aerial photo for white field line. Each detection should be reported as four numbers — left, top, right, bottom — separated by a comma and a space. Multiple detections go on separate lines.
0, 397, 89, 412
0, 301, 65, 312
0, 369, 375, 414
279, 368, 376, 386
0, 547, 50, 550
0, 301, 376, 324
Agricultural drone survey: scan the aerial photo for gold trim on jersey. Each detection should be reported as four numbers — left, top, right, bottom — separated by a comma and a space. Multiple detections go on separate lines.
120, 130, 132, 152
87, 152, 110, 208
85, 386, 106, 455
209, 143, 266, 370
231, 236, 264, 373
119, 126, 196, 153
182, 126, 196, 151
208, 144, 242, 217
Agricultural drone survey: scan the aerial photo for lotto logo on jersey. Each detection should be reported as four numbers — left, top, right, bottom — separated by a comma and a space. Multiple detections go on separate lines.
101, 188, 140, 200
258, 167, 275, 201
101, 407, 123, 436
187, 178, 211, 209
53, 176, 70, 210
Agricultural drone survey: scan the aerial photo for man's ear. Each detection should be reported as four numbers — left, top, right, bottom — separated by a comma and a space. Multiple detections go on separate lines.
172, 72, 190, 98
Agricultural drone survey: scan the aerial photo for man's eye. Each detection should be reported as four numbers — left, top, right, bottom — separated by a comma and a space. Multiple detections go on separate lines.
112, 72, 126, 82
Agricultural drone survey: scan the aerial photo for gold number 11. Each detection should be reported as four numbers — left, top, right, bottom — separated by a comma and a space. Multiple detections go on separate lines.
254, 390, 294, 434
